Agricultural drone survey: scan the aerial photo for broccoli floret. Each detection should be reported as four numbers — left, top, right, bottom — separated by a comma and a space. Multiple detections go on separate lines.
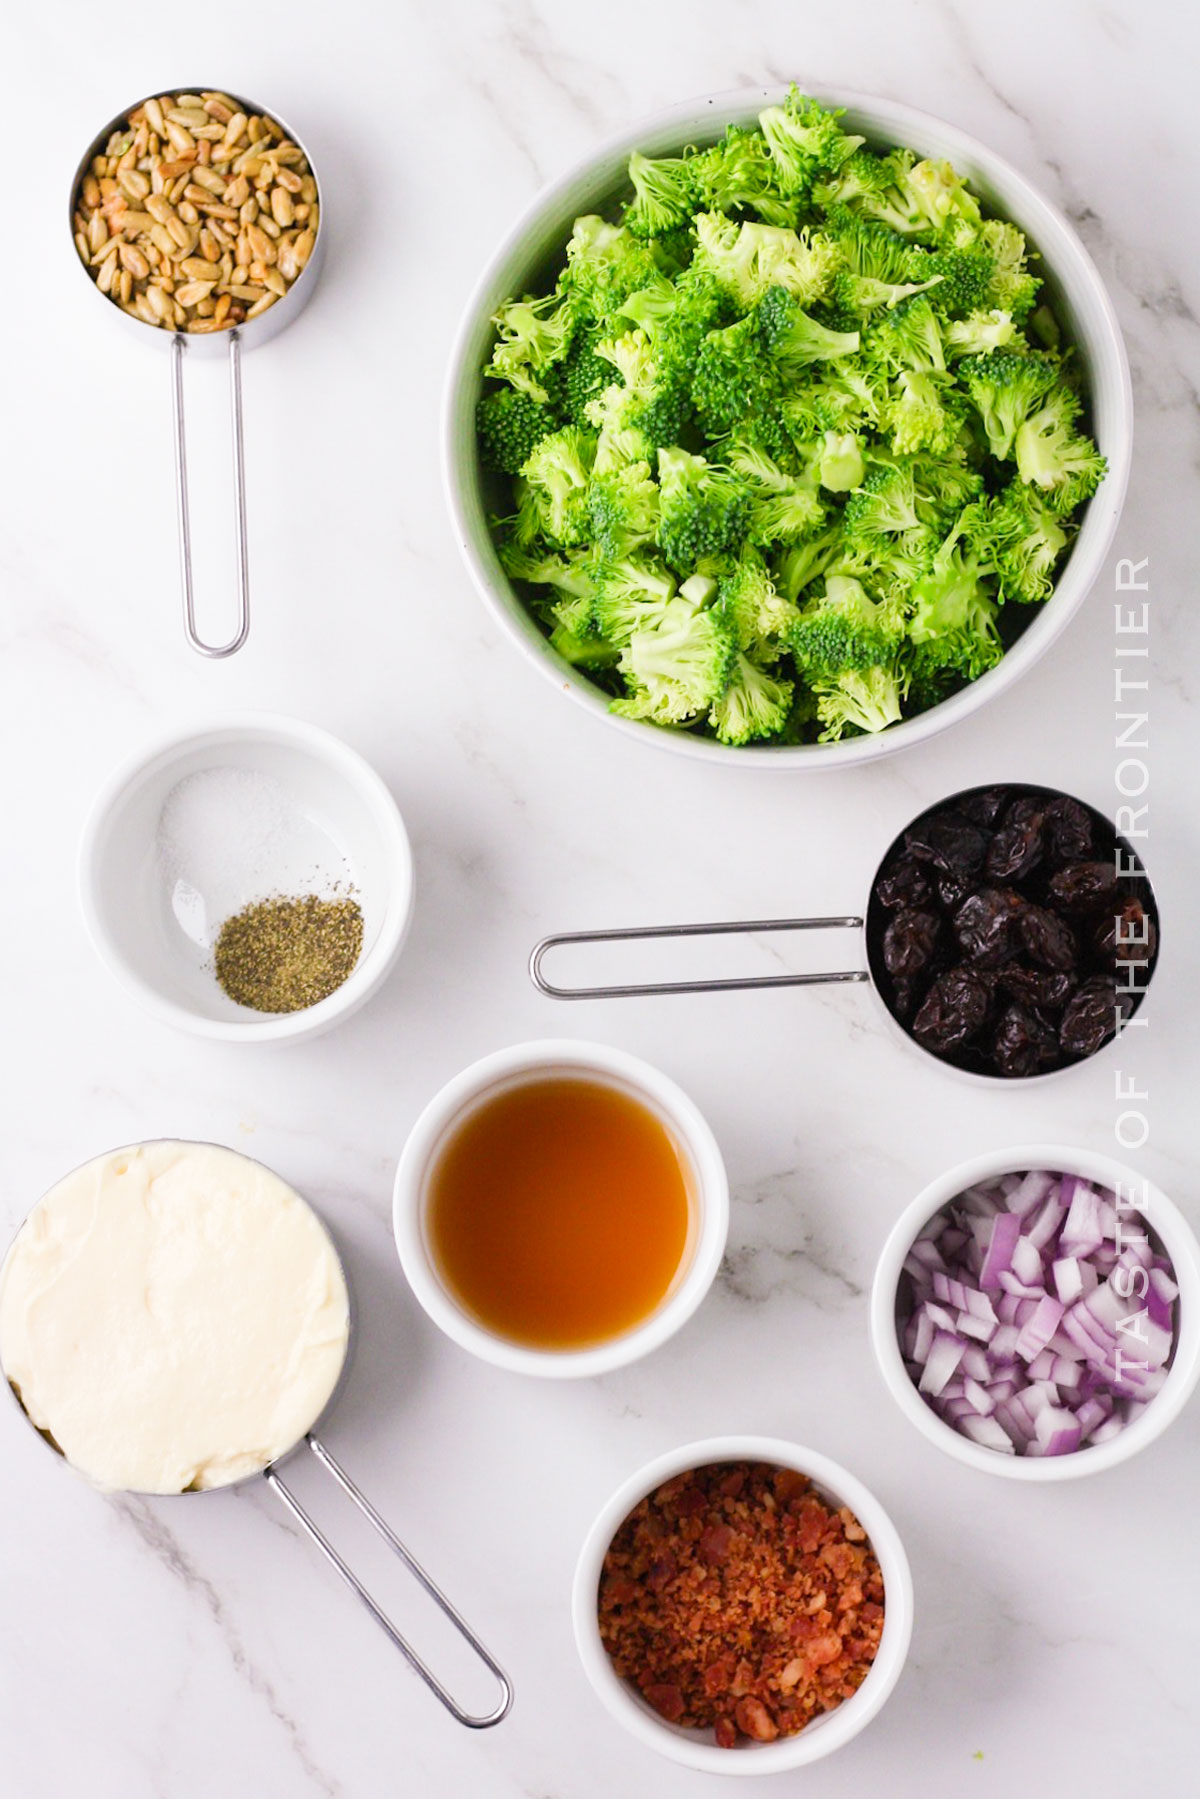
518, 426, 597, 546
757, 284, 861, 373
816, 149, 981, 242
906, 448, 986, 531
842, 460, 922, 542
623, 150, 697, 236
710, 652, 794, 744
714, 552, 798, 654
959, 350, 1061, 460
904, 245, 995, 318
587, 328, 692, 455
726, 440, 826, 545
1013, 388, 1107, 503
656, 446, 751, 569
774, 526, 844, 601
822, 205, 946, 313
690, 127, 796, 228
590, 553, 678, 643
812, 663, 906, 739
783, 363, 887, 437
885, 369, 967, 454
560, 332, 612, 427
869, 295, 946, 374
692, 215, 840, 310
944, 308, 1018, 359
487, 294, 573, 401
690, 312, 788, 452
549, 624, 621, 669
792, 572, 907, 675
614, 597, 735, 724
499, 543, 598, 635
587, 461, 660, 559
757, 91, 864, 198
974, 483, 1071, 603
560, 216, 660, 327
476, 389, 558, 474
907, 517, 1003, 681
978, 220, 1041, 321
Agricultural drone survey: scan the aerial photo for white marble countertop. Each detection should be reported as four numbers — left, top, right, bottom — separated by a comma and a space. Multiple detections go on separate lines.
3, 2, 1197, 1793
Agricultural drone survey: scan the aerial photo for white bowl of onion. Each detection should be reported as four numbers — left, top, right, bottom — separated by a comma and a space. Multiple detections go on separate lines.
870, 1146, 1200, 1480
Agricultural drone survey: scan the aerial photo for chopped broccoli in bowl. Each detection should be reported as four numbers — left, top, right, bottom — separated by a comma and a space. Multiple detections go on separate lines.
470, 88, 1111, 749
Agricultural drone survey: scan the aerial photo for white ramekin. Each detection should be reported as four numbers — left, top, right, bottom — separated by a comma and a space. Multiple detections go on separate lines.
79, 713, 414, 1043
870, 1145, 1200, 1480
572, 1436, 913, 1773
443, 85, 1132, 768
392, 1040, 728, 1377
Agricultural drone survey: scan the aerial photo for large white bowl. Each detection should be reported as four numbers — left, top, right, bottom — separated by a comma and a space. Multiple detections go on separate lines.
870, 1145, 1200, 1480
444, 86, 1132, 767
572, 1436, 913, 1773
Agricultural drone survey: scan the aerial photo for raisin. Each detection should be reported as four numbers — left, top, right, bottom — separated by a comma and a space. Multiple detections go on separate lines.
1059, 976, 1122, 1057
959, 787, 1010, 827
903, 811, 989, 882
890, 975, 919, 1019
1044, 795, 1094, 865
1018, 904, 1078, 971
985, 801, 1045, 882
998, 965, 1077, 1010
883, 907, 941, 979
953, 888, 1023, 966
936, 871, 971, 912
1094, 897, 1157, 966
993, 1003, 1060, 1077
1049, 861, 1120, 914
874, 856, 931, 910
911, 967, 991, 1054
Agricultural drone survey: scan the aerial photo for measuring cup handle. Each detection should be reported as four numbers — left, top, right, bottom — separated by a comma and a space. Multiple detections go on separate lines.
264, 1434, 513, 1729
171, 331, 251, 658
529, 916, 870, 999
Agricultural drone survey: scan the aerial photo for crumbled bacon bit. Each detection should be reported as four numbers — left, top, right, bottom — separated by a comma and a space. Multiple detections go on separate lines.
598, 1461, 885, 1748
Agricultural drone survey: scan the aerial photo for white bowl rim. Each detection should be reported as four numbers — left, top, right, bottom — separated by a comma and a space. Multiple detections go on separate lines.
443, 81, 1133, 769
78, 710, 415, 1043
869, 1143, 1200, 1480
571, 1433, 914, 1773
392, 1038, 729, 1378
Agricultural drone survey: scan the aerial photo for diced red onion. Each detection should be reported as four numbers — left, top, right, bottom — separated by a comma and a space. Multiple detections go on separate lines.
897, 1170, 1177, 1457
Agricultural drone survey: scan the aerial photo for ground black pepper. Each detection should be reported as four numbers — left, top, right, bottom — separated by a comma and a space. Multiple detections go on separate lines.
214, 894, 364, 1013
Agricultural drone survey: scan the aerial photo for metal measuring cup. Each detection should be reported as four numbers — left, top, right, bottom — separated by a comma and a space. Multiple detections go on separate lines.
69, 90, 326, 658
1, 1141, 512, 1729
529, 783, 1160, 1082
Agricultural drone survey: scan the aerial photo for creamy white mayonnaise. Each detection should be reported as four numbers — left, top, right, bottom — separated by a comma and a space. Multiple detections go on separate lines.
0, 1141, 350, 1493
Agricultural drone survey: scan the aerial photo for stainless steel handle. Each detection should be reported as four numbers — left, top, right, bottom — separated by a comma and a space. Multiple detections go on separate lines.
264, 1434, 513, 1729
529, 916, 870, 999
171, 331, 251, 658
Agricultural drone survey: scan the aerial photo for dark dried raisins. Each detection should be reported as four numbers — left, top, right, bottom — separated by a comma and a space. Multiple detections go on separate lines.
1049, 861, 1120, 914
959, 787, 1009, 827
883, 908, 941, 979
1094, 897, 1157, 967
985, 808, 1045, 882
936, 872, 971, 912
911, 967, 991, 1054
993, 1003, 1060, 1077
1018, 905, 1078, 972
874, 857, 931, 910
1059, 976, 1121, 1057
1044, 795, 1094, 865
953, 888, 1023, 967
904, 812, 989, 882
998, 965, 1077, 1010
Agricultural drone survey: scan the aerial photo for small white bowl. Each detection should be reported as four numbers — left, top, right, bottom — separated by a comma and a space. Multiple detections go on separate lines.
870, 1145, 1200, 1480
79, 713, 414, 1043
572, 1436, 913, 1774
444, 86, 1132, 768
392, 1039, 728, 1377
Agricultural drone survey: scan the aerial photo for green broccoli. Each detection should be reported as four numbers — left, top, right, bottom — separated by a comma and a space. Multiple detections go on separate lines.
714, 551, 798, 655
487, 293, 573, 401
907, 517, 1003, 681
904, 245, 995, 318
614, 598, 735, 725
816, 149, 981, 242
560, 216, 660, 326
818, 431, 865, 491
476, 389, 558, 474
656, 447, 751, 570
690, 127, 797, 229
774, 526, 845, 602
943, 308, 1018, 359
623, 150, 697, 237
519, 427, 597, 546
757, 91, 864, 198
690, 313, 789, 452
958, 350, 1061, 460
792, 573, 907, 674
590, 552, 679, 643
757, 283, 861, 373
726, 440, 826, 545
710, 653, 794, 744
978, 220, 1041, 320
974, 483, 1071, 603
1014, 388, 1107, 502
692, 215, 841, 310
812, 663, 906, 739
842, 460, 922, 542
587, 461, 660, 559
